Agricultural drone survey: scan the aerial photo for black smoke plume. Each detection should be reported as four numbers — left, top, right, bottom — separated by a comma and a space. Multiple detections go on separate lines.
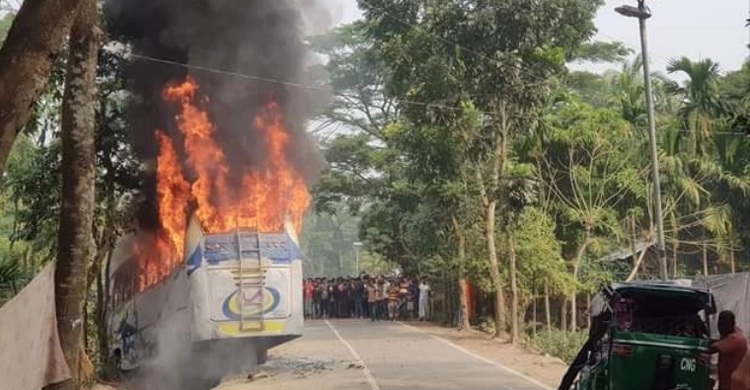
104, 0, 323, 228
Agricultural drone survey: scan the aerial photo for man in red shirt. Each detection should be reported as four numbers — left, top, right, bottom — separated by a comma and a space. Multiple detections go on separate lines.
303, 279, 315, 319
711, 310, 749, 390
732, 347, 750, 390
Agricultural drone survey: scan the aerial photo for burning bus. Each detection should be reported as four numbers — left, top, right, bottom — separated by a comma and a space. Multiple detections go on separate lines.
107, 76, 311, 382
107, 217, 304, 376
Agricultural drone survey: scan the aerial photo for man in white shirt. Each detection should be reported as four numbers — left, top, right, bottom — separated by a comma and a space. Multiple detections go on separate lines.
418, 280, 430, 321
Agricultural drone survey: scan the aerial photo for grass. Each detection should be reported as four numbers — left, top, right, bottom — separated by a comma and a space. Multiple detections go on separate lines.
528, 329, 588, 363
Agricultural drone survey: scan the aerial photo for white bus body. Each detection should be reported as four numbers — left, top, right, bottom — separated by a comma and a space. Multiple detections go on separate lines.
108, 216, 303, 378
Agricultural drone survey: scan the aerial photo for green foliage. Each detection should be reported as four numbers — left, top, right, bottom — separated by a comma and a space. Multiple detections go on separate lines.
529, 329, 588, 363
570, 41, 634, 64
541, 99, 648, 249
0, 48, 140, 302
0, 12, 13, 42
0, 257, 35, 305
3, 137, 62, 259
512, 208, 575, 297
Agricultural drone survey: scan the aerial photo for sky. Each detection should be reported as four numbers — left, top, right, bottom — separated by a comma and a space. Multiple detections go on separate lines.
329, 0, 749, 75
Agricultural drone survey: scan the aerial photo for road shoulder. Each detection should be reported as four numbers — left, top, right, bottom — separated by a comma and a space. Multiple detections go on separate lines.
402, 321, 567, 389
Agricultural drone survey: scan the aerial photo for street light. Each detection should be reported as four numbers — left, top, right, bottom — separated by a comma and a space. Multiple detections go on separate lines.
615, 0, 668, 280
353, 242, 363, 276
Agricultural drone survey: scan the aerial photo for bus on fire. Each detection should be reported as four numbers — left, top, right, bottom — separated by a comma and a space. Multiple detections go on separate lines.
107, 215, 304, 380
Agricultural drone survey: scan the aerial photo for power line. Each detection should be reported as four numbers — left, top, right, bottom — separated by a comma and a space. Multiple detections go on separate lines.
128, 53, 328, 92
126, 52, 495, 116
121, 52, 749, 137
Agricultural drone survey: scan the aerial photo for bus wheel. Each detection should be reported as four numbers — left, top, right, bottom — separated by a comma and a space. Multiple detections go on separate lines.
256, 349, 268, 365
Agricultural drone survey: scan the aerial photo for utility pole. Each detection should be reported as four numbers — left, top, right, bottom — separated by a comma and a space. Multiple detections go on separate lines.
353, 242, 363, 276
615, 0, 668, 280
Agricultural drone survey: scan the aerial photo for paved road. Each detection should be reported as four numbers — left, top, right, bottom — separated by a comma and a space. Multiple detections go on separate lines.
219, 319, 552, 390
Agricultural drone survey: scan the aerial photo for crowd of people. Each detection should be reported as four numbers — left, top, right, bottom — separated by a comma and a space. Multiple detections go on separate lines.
303, 275, 431, 321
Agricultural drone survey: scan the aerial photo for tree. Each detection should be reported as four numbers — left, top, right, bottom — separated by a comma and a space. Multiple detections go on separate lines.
308, 21, 396, 142
666, 57, 725, 157
49, 0, 99, 386
569, 41, 633, 64
509, 207, 572, 334
0, 0, 86, 175
540, 99, 647, 331
308, 21, 398, 215
360, 0, 603, 337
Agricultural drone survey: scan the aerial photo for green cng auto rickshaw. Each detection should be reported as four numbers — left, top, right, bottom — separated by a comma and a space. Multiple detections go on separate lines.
561, 281, 717, 390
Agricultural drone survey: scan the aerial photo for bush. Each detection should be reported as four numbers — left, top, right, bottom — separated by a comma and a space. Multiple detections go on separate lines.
528, 329, 588, 364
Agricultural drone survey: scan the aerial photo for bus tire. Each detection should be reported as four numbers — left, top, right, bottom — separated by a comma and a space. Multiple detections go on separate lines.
256, 349, 268, 365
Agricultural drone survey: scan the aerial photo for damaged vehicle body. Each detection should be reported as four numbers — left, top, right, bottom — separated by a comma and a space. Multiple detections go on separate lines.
560, 282, 716, 390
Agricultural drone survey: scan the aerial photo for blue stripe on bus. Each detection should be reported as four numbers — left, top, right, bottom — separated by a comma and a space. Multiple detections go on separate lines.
188, 232, 303, 269
186, 245, 203, 276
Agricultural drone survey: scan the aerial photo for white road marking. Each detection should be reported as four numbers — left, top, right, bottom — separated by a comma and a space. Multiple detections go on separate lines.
398, 322, 554, 390
325, 319, 381, 390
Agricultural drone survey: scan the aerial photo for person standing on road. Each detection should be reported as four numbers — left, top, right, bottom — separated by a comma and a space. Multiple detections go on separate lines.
354, 279, 365, 319
418, 279, 430, 321
710, 310, 748, 390
367, 280, 379, 321
388, 284, 400, 321
303, 279, 314, 319
380, 277, 391, 321
313, 278, 323, 319
327, 280, 337, 318
318, 279, 329, 318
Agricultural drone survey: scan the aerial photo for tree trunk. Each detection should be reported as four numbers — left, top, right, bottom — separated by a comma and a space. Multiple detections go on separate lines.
0, 0, 84, 174
571, 296, 577, 332
626, 237, 651, 282
475, 105, 509, 338
544, 283, 551, 331
452, 215, 471, 331
702, 241, 709, 276
96, 248, 114, 374
48, 0, 99, 387
570, 229, 591, 332
509, 232, 519, 344
532, 291, 537, 336
560, 297, 568, 332
485, 199, 507, 336
730, 248, 736, 274
672, 238, 679, 278
586, 293, 591, 329
628, 217, 638, 279
670, 212, 679, 278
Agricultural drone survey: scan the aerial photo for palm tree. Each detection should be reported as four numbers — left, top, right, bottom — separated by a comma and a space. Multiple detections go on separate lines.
610, 56, 646, 129
701, 131, 750, 273
666, 57, 726, 157
0, 258, 31, 304
659, 126, 706, 277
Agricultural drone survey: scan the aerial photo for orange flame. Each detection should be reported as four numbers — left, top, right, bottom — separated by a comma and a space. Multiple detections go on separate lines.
138, 76, 310, 290
155, 130, 191, 261
134, 231, 175, 291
